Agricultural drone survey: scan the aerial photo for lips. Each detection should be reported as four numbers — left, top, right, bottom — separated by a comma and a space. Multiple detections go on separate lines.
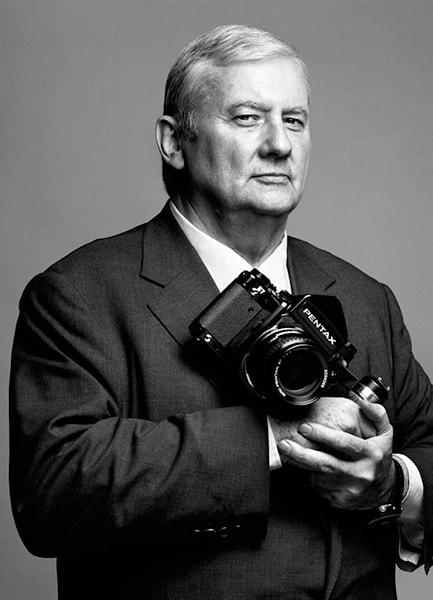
252, 173, 291, 184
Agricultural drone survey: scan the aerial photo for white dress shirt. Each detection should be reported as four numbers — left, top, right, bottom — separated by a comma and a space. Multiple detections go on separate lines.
169, 200, 423, 568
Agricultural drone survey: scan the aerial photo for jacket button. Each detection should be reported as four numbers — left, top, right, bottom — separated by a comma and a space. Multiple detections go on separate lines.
217, 526, 230, 538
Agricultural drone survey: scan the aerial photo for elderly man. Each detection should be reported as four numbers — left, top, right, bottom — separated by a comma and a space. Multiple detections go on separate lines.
10, 24, 432, 599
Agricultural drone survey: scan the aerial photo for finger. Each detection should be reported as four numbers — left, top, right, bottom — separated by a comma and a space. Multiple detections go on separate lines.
359, 418, 377, 439
298, 422, 366, 458
278, 439, 345, 474
355, 398, 392, 436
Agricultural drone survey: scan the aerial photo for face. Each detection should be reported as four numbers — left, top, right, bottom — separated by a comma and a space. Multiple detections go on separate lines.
179, 58, 311, 225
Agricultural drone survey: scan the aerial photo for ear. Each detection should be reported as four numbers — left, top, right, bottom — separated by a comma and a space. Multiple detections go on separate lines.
155, 116, 185, 171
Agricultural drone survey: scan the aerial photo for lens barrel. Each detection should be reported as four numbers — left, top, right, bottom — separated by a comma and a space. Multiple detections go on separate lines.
243, 327, 329, 406
349, 376, 390, 404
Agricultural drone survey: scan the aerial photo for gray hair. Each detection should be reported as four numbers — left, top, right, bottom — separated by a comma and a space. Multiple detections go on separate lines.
164, 24, 310, 140
161, 24, 310, 196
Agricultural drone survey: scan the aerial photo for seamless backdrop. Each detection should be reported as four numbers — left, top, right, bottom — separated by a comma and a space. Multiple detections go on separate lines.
1, 1, 432, 598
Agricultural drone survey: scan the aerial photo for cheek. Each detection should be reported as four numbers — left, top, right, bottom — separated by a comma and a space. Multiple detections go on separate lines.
300, 136, 312, 162
221, 142, 253, 177
294, 140, 311, 172
190, 134, 254, 190
210, 146, 244, 180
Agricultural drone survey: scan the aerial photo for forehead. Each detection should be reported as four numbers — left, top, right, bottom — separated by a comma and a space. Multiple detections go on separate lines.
201, 58, 309, 112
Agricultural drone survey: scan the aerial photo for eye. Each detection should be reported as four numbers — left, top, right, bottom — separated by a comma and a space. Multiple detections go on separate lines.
234, 114, 260, 126
283, 117, 305, 131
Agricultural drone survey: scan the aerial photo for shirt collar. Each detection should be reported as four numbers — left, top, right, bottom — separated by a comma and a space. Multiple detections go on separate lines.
169, 201, 291, 293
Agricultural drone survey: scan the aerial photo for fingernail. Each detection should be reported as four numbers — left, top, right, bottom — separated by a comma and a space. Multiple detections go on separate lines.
299, 423, 312, 435
279, 440, 292, 453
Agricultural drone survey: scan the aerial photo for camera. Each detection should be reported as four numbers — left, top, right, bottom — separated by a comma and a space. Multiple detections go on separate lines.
190, 269, 389, 411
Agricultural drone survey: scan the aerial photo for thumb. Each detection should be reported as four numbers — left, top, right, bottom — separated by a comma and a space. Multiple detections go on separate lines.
356, 398, 392, 436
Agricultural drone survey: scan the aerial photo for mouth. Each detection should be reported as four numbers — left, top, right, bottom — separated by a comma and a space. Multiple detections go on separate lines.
252, 173, 291, 184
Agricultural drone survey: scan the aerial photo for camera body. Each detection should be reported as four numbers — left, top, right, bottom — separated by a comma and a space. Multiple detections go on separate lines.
190, 269, 389, 411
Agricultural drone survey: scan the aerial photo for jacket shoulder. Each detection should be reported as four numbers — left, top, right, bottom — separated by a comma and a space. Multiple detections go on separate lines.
289, 236, 385, 292
44, 224, 145, 278
19, 224, 148, 315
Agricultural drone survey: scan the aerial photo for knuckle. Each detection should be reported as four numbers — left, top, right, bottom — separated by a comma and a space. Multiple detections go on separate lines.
320, 462, 335, 474
374, 404, 387, 418
349, 440, 364, 455
338, 434, 364, 455
360, 468, 375, 486
369, 445, 385, 463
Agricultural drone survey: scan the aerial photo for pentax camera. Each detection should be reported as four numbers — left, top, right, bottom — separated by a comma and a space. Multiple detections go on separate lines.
190, 269, 389, 411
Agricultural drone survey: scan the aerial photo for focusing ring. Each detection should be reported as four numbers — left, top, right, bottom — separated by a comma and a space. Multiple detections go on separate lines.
243, 326, 329, 406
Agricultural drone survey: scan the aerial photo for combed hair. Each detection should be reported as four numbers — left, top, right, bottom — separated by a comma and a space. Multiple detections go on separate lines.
161, 24, 310, 196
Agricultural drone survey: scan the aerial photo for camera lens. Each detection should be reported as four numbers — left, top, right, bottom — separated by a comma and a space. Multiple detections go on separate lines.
277, 348, 325, 397
243, 327, 329, 406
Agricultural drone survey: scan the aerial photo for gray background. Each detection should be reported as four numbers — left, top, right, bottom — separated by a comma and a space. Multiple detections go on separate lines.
1, 0, 432, 597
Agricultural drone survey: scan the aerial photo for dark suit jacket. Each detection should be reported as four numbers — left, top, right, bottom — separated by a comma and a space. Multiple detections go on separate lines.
10, 203, 433, 599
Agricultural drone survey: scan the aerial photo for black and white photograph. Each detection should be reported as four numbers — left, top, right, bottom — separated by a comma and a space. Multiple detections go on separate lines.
1, 1, 432, 598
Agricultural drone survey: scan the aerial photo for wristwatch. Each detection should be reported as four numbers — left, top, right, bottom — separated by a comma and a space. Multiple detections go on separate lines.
366, 457, 405, 527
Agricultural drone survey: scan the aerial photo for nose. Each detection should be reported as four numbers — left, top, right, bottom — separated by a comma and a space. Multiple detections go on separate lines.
259, 120, 292, 158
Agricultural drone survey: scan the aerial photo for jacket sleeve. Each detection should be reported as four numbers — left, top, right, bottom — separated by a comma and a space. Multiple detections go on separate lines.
382, 283, 433, 570
9, 270, 270, 558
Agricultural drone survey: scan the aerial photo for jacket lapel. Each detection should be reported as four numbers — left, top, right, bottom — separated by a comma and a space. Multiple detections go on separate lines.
139, 203, 246, 401
287, 236, 337, 295
140, 203, 219, 347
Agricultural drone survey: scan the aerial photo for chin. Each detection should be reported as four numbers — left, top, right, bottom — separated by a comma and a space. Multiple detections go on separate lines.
251, 197, 301, 217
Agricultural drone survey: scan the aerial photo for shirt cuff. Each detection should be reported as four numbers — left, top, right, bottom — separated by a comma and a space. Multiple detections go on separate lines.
393, 453, 424, 569
267, 416, 282, 471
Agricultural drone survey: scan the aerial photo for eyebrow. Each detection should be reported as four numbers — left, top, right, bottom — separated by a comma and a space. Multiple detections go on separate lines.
228, 101, 309, 118
289, 107, 309, 117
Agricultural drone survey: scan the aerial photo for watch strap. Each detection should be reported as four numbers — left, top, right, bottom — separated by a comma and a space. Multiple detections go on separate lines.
366, 457, 405, 527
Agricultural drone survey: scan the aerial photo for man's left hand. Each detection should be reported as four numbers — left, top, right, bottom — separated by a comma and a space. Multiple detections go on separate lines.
278, 398, 395, 511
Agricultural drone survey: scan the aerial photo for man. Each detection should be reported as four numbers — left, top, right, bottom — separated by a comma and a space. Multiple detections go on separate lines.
9, 24, 433, 599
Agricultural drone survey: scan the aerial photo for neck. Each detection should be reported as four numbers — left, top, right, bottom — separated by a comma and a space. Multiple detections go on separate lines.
172, 197, 287, 266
